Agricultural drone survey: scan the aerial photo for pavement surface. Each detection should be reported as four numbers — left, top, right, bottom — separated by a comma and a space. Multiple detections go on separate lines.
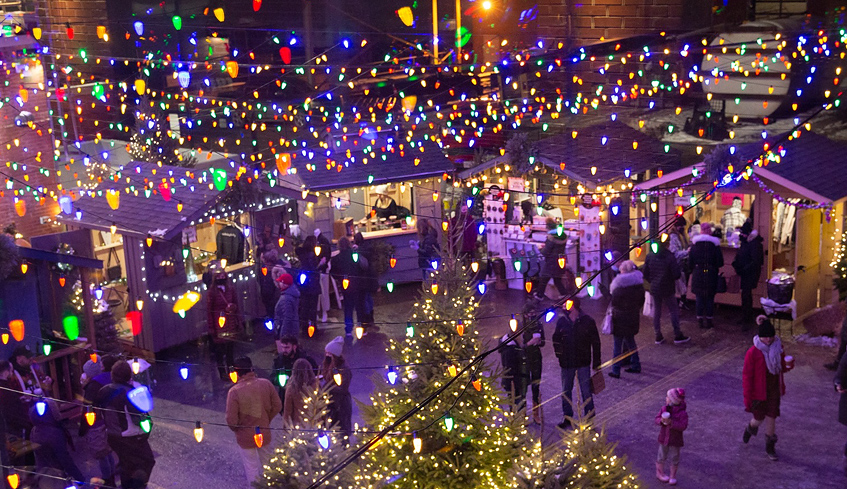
66, 284, 846, 489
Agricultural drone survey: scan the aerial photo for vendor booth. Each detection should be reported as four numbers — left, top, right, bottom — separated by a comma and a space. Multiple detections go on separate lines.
293, 135, 454, 285
635, 132, 847, 319
458, 121, 680, 293
56, 161, 303, 353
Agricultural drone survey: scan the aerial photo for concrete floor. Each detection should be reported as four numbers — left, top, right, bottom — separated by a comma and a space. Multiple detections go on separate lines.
90, 284, 845, 489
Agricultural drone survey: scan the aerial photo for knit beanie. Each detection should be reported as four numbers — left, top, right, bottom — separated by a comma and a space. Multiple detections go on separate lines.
325, 336, 344, 357
667, 387, 685, 405
756, 315, 776, 338
83, 359, 103, 380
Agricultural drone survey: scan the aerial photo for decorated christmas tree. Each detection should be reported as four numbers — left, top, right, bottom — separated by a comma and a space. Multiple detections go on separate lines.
832, 231, 847, 300
548, 408, 640, 489
129, 97, 195, 168
355, 223, 550, 489
255, 383, 355, 489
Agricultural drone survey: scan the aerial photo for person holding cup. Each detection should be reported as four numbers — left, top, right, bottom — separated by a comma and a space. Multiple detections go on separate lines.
655, 387, 688, 485
742, 316, 794, 461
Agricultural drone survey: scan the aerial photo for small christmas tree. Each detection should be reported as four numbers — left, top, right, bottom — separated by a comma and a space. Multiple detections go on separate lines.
129, 97, 195, 167
255, 384, 354, 489
832, 231, 847, 300
356, 219, 551, 488
551, 407, 640, 489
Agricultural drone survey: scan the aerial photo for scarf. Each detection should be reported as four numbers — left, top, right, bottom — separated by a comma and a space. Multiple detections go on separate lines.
753, 336, 783, 375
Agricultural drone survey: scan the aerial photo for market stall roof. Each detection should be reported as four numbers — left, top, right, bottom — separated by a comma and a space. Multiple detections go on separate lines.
18, 246, 102, 269
736, 132, 847, 204
636, 132, 847, 205
293, 139, 454, 192
457, 121, 680, 185
57, 161, 303, 241
534, 120, 681, 185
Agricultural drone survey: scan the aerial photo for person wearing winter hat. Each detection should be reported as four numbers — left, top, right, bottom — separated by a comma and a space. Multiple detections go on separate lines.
273, 267, 300, 340
321, 336, 353, 442
742, 316, 794, 461
733, 219, 764, 329
656, 387, 688, 485
689, 221, 723, 329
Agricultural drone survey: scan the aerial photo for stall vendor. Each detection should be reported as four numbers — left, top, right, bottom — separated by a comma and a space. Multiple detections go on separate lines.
372, 185, 398, 219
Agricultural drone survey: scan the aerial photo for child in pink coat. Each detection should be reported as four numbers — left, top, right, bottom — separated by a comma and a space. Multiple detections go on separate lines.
656, 387, 689, 485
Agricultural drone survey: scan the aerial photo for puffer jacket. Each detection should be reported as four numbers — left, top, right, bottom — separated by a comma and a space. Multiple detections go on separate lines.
610, 270, 645, 337
690, 234, 724, 296
274, 285, 301, 339
540, 233, 568, 278
656, 401, 688, 447
643, 247, 680, 298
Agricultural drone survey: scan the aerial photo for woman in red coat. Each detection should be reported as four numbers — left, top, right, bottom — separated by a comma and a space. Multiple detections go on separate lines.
208, 269, 242, 380
742, 316, 793, 461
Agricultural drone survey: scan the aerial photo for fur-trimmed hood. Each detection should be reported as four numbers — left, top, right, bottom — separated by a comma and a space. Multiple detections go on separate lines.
691, 233, 721, 246
744, 229, 761, 242
610, 270, 643, 293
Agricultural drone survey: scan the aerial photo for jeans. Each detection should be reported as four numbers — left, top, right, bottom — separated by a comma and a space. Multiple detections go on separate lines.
342, 291, 366, 335
107, 434, 155, 489
695, 293, 716, 318
653, 294, 682, 337
561, 366, 594, 420
611, 335, 640, 375
741, 288, 753, 321
239, 445, 272, 486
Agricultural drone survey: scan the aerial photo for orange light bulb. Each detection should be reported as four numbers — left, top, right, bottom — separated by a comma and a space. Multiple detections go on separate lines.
218, 314, 226, 328
308, 324, 316, 337
253, 428, 263, 448
278, 237, 285, 248
431, 282, 438, 294
229, 371, 238, 383
456, 321, 464, 336
261, 267, 268, 276
20, 263, 27, 274
85, 408, 96, 426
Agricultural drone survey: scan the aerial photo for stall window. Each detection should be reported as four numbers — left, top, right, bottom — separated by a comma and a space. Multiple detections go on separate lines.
333, 183, 415, 233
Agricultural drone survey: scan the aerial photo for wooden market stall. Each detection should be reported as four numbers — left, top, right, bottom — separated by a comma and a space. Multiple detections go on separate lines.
457, 121, 680, 292
635, 132, 847, 318
56, 161, 303, 353
294, 134, 454, 285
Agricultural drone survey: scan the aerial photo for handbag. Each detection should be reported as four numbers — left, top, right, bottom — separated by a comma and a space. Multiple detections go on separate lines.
642, 291, 654, 317
106, 247, 122, 282
675, 277, 687, 297
717, 273, 728, 294
590, 370, 605, 395
601, 305, 612, 335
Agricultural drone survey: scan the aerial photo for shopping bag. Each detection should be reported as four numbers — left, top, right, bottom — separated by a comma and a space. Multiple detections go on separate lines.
675, 277, 687, 297
590, 370, 605, 395
601, 305, 612, 335
642, 291, 654, 317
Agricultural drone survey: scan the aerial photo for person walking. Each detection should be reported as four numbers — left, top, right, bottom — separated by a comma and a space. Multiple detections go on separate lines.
225, 356, 282, 486
353, 232, 378, 330
273, 268, 300, 339
522, 302, 546, 424
733, 220, 764, 329
413, 218, 440, 280
643, 239, 690, 344
609, 260, 645, 378
207, 269, 242, 380
81, 357, 117, 486
669, 216, 691, 309
655, 388, 688, 485
552, 297, 601, 429
499, 332, 527, 411
331, 237, 367, 337
283, 358, 319, 427
742, 316, 794, 461
314, 228, 333, 323
321, 337, 353, 441
536, 218, 575, 300
273, 335, 317, 412
295, 235, 326, 334
97, 360, 155, 489
690, 222, 724, 330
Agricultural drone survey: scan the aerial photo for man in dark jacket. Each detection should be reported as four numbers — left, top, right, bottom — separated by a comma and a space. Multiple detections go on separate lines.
331, 237, 367, 336
689, 222, 724, 329
97, 360, 155, 489
552, 298, 601, 429
272, 335, 317, 412
644, 240, 690, 344
536, 218, 575, 300
733, 220, 764, 329
499, 334, 527, 410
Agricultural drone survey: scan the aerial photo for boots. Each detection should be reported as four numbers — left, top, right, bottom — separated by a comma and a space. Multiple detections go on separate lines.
698, 318, 706, 329
531, 404, 543, 425
668, 464, 678, 485
743, 423, 758, 444
655, 462, 670, 483
765, 434, 778, 461
704, 318, 714, 329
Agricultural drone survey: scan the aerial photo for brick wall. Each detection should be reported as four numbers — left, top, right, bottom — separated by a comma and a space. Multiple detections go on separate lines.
537, 0, 684, 46
0, 67, 62, 238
